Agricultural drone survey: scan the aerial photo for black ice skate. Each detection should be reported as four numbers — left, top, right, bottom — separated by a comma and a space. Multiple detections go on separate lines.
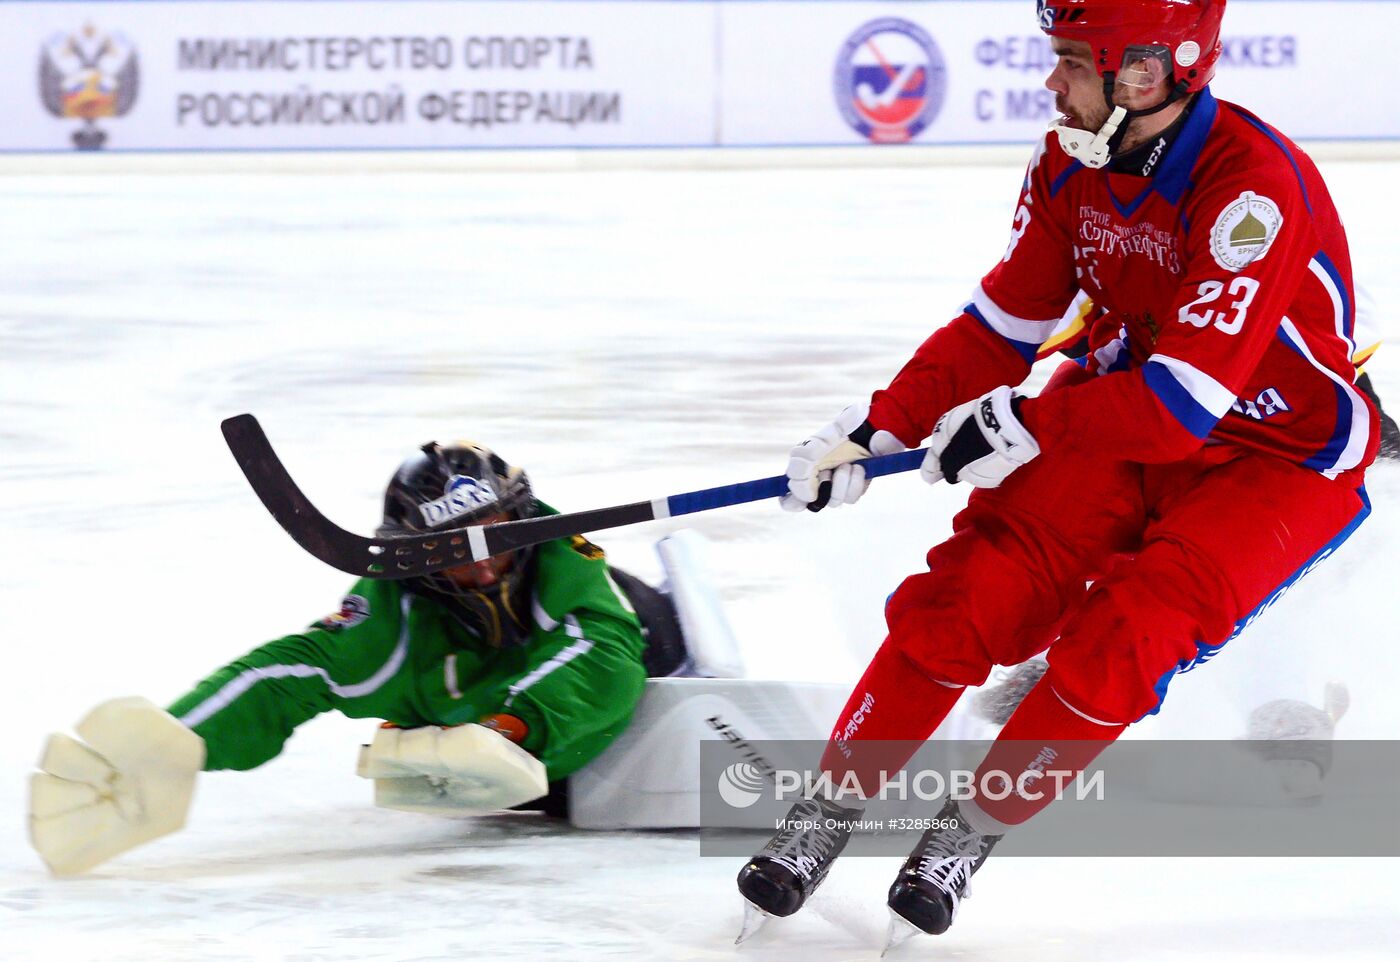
734, 795, 862, 944
884, 798, 1001, 953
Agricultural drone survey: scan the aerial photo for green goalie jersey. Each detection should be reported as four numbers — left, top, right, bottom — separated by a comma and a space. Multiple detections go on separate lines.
167, 527, 647, 782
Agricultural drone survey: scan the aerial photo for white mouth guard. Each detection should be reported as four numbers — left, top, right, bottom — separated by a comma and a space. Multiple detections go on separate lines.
1049, 104, 1127, 169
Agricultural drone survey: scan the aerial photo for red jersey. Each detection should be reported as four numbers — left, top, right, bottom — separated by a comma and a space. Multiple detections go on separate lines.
869, 88, 1377, 483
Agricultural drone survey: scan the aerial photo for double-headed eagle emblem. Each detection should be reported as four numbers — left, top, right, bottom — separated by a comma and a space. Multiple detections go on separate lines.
39, 23, 139, 150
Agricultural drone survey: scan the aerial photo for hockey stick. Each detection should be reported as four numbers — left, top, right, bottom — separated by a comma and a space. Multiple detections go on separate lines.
221, 413, 926, 579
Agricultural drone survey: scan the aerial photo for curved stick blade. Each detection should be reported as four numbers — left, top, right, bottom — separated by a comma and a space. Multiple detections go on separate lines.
220, 414, 383, 576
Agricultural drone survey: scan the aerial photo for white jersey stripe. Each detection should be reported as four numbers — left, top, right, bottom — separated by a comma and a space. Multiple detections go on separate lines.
444, 653, 463, 700
968, 284, 1063, 345
179, 594, 414, 729
1092, 329, 1130, 376
531, 593, 560, 633
603, 569, 636, 615
504, 615, 595, 708
1309, 258, 1356, 358
1278, 316, 1370, 478
1145, 353, 1237, 417
1052, 686, 1121, 727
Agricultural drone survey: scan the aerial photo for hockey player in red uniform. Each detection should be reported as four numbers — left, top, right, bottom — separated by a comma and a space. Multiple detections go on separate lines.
736, 0, 1377, 950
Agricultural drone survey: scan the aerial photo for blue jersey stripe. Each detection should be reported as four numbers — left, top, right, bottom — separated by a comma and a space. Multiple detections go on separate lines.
1153, 87, 1217, 205
966, 302, 1039, 364
1105, 331, 1132, 374
1275, 326, 1357, 472
1232, 108, 1313, 215
1049, 160, 1083, 198
1313, 249, 1354, 340
1143, 361, 1220, 439
1092, 332, 1132, 376
1301, 381, 1354, 472
1107, 181, 1155, 218
1141, 485, 1371, 719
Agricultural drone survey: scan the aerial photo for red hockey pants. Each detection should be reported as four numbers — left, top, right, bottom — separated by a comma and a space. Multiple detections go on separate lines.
884, 443, 1368, 725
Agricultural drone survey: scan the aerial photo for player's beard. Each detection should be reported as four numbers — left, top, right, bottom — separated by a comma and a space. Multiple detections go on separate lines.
1056, 95, 1112, 135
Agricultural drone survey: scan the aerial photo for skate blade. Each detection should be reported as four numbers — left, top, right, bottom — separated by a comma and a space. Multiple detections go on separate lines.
735, 899, 772, 945
881, 910, 924, 956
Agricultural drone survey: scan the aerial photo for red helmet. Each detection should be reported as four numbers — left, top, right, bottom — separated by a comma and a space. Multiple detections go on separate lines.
1037, 0, 1226, 93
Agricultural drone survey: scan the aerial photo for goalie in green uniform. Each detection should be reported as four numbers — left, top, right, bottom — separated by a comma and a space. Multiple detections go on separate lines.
29, 440, 656, 876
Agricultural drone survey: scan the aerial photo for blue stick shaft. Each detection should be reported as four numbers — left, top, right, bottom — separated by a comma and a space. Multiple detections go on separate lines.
664, 448, 927, 517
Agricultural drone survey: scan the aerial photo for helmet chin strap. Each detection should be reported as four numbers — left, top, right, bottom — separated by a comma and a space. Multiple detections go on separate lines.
1051, 74, 1189, 169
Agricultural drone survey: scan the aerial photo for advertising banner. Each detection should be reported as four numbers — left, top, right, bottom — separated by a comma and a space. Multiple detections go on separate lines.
719, 1, 1400, 148
0, 1, 1396, 153
0, 1, 717, 151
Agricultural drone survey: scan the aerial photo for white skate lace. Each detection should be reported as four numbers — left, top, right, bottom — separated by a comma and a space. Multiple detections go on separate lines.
765, 801, 851, 881
913, 829, 988, 901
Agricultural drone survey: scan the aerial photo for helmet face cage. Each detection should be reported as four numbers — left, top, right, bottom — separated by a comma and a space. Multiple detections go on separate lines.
1038, 0, 1225, 94
378, 441, 539, 647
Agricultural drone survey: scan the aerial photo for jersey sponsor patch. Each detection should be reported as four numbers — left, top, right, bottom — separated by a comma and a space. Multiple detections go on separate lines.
316, 594, 370, 630
478, 713, 529, 743
1209, 191, 1283, 272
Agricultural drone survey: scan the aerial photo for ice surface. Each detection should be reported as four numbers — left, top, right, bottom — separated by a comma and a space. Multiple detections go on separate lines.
2, 159, 1398, 960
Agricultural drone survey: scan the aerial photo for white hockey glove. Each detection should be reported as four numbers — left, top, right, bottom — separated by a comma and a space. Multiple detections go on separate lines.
356, 723, 548, 816
782, 403, 905, 512
29, 697, 205, 876
925, 385, 1040, 489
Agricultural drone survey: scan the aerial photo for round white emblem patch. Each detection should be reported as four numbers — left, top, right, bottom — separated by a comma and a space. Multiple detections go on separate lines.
1175, 41, 1201, 68
1209, 191, 1283, 272
317, 594, 371, 630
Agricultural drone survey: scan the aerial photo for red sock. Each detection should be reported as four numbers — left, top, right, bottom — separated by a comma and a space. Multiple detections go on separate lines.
818, 639, 966, 799
968, 677, 1125, 830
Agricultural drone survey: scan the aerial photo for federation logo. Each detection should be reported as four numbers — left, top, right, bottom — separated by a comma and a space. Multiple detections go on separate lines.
718, 762, 769, 809
39, 23, 139, 151
1209, 191, 1283, 272
834, 18, 947, 143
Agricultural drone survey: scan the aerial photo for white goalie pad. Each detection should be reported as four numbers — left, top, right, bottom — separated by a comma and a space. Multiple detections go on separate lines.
655, 531, 743, 679
356, 723, 548, 816
567, 677, 849, 829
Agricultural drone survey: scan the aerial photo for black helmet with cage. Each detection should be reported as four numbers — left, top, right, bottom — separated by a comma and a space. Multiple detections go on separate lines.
378, 440, 539, 648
